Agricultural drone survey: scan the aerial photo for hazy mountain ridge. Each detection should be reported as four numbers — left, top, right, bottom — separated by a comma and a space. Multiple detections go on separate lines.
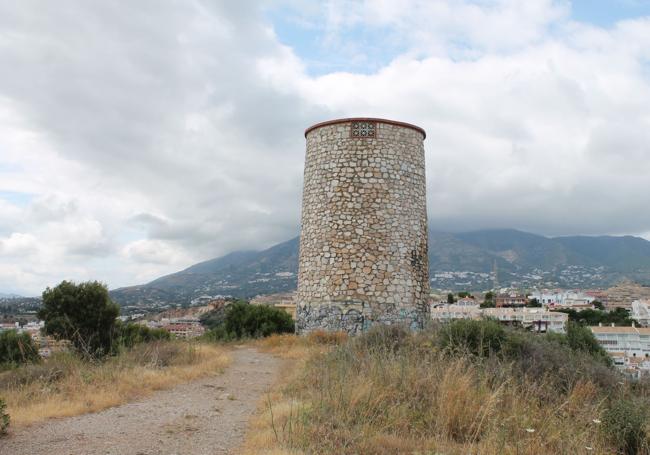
0, 292, 23, 299
110, 230, 650, 307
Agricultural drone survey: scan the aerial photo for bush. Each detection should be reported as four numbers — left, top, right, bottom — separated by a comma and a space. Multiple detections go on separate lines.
0, 330, 40, 367
39, 281, 119, 358
0, 354, 73, 389
502, 329, 618, 392
437, 319, 506, 357
565, 321, 612, 365
0, 397, 8, 436
205, 302, 294, 341
434, 320, 617, 393
112, 322, 171, 351
602, 399, 648, 454
307, 330, 348, 345
352, 324, 411, 354
121, 340, 193, 368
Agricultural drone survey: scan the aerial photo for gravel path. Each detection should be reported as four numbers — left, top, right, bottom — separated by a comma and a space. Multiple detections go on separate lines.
2, 346, 283, 455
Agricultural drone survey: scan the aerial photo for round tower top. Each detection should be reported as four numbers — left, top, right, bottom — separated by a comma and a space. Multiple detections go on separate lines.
304, 117, 426, 139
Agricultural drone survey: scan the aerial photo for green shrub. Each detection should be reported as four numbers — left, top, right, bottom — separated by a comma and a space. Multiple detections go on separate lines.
39, 280, 119, 358
434, 319, 617, 393
0, 330, 40, 367
602, 399, 648, 455
205, 302, 294, 341
565, 321, 612, 365
0, 397, 9, 436
556, 307, 635, 327
437, 319, 506, 357
112, 322, 171, 351
502, 329, 618, 392
201, 325, 234, 342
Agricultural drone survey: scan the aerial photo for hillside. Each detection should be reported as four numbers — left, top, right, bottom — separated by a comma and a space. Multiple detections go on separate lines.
110, 229, 650, 308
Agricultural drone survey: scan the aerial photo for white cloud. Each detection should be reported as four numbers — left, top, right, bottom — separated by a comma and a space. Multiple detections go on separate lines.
0, 233, 38, 256
0, 0, 649, 294
122, 239, 191, 266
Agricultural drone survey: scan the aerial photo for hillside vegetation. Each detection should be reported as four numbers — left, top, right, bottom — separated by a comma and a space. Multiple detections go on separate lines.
245, 323, 650, 455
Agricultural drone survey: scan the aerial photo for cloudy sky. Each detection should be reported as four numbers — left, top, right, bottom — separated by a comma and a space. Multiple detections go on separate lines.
1, 0, 650, 296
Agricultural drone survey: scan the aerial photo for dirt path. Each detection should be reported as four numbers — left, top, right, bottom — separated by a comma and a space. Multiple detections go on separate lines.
2, 346, 283, 455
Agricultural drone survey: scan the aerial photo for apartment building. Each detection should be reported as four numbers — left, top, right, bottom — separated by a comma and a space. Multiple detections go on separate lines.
161, 321, 205, 339
591, 324, 650, 376
430, 305, 567, 333
495, 293, 527, 307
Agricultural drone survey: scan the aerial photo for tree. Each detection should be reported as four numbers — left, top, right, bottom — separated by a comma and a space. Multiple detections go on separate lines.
481, 291, 495, 308
564, 321, 611, 364
593, 300, 605, 310
447, 293, 455, 304
526, 298, 542, 308
38, 280, 119, 358
555, 307, 635, 327
0, 330, 40, 366
205, 302, 294, 340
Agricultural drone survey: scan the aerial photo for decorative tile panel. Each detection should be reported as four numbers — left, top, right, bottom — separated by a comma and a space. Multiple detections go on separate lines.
350, 121, 377, 138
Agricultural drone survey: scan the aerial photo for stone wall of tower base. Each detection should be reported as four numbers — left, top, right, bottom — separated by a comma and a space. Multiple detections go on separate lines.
296, 301, 428, 335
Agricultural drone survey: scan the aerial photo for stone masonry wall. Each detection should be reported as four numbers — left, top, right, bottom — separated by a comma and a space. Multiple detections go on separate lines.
296, 119, 430, 334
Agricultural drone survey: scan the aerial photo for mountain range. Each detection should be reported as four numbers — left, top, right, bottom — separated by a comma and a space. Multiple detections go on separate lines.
0, 292, 22, 299
110, 229, 650, 308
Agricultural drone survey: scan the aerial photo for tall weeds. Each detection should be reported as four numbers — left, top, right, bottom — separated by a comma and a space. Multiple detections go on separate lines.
243, 324, 650, 455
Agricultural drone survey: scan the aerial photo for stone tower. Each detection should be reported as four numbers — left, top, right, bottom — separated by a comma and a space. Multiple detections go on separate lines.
296, 118, 430, 335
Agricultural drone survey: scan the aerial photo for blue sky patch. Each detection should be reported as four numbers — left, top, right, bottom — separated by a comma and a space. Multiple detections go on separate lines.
0, 191, 34, 207
571, 0, 650, 27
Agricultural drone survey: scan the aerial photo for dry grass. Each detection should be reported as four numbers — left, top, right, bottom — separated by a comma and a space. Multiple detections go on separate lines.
241, 327, 648, 455
254, 330, 347, 360
0, 340, 230, 427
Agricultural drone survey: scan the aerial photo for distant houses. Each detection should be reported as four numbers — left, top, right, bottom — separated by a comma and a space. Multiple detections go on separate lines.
160, 319, 205, 339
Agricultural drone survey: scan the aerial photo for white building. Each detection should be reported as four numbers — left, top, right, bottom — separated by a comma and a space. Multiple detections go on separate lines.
591, 324, 650, 359
484, 308, 567, 333
455, 297, 479, 308
530, 290, 595, 308
631, 300, 650, 327
591, 324, 650, 375
430, 305, 567, 333
430, 305, 479, 322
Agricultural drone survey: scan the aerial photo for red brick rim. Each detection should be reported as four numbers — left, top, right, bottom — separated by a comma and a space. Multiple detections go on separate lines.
305, 117, 426, 139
